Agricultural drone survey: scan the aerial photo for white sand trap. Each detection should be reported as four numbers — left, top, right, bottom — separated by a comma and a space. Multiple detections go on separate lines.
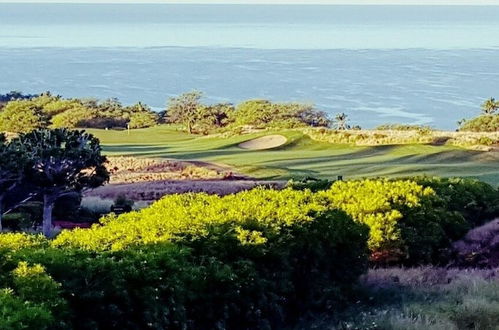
238, 135, 287, 150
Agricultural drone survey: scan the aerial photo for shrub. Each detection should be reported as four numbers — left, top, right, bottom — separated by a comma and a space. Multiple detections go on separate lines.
287, 177, 336, 192
0, 288, 54, 330
316, 179, 471, 264
376, 124, 434, 132
459, 115, 499, 132
2, 213, 33, 231
8, 245, 193, 329
127, 111, 158, 129
52, 188, 323, 251
0, 176, 497, 328
229, 99, 330, 130
4, 209, 368, 329
0, 100, 47, 133
54, 178, 484, 264
0, 260, 68, 330
0, 233, 47, 251
50, 106, 96, 129
414, 177, 499, 227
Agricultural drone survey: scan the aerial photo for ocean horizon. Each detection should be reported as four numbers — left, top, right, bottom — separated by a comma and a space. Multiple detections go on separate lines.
1, 4, 499, 129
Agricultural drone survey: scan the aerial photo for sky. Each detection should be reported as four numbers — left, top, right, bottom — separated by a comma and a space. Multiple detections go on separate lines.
2, 0, 499, 4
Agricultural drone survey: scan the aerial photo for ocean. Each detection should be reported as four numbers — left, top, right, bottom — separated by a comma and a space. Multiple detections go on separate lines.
1, 4, 499, 129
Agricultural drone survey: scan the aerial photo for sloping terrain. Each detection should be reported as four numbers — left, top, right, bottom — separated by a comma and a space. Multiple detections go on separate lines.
87, 126, 499, 185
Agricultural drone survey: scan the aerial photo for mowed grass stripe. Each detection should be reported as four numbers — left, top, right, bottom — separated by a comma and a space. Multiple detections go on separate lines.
88, 126, 499, 185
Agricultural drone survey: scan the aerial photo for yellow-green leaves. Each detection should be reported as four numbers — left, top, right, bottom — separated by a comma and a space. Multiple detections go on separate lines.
318, 179, 435, 251
0, 233, 47, 251
52, 179, 433, 256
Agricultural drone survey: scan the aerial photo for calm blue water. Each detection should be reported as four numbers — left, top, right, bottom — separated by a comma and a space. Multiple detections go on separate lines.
1, 4, 499, 128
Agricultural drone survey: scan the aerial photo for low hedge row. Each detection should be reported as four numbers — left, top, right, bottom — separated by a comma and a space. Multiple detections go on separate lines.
54, 177, 499, 264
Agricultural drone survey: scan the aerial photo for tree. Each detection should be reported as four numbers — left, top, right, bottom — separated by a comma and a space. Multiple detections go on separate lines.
0, 100, 47, 133
481, 97, 499, 115
126, 102, 158, 129
166, 91, 203, 134
231, 100, 273, 127
293, 106, 331, 127
128, 112, 158, 129
50, 106, 97, 128
18, 129, 109, 236
230, 100, 330, 129
0, 91, 37, 106
195, 103, 234, 133
0, 135, 27, 230
333, 113, 350, 130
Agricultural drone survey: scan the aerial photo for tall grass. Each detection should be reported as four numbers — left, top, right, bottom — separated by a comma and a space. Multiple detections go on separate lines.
305, 128, 499, 149
326, 267, 499, 330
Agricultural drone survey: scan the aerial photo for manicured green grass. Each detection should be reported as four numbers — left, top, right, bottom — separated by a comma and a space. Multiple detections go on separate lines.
88, 126, 499, 185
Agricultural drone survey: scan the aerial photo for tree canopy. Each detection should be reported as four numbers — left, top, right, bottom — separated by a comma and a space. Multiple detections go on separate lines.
0, 134, 29, 230
17, 129, 109, 236
0, 93, 159, 133
165, 92, 330, 134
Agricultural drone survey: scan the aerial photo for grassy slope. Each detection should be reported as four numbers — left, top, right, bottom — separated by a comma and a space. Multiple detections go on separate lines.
87, 126, 499, 185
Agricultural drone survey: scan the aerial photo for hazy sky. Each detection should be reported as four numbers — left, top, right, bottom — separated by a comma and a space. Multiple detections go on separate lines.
2, 0, 499, 4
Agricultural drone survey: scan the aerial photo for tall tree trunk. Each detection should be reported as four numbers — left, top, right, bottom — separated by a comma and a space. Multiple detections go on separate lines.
187, 121, 193, 134
43, 194, 55, 237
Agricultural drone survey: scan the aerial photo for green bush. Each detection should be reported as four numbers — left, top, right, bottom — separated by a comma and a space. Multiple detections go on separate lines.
287, 177, 336, 192
3, 209, 367, 329
0, 288, 54, 330
0, 177, 496, 328
0, 233, 47, 251
415, 177, 499, 226
2, 213, 33, 231
53, 179, 481, 264
0, 260, 68, 330
315, 179, 463, 264
459, 115, 499, 132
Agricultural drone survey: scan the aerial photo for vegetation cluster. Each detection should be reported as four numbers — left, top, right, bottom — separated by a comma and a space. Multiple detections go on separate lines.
0, 174, 497, 328
305, 127, 499, 148
0, 92, 159, 132
165, 91, 331, 134
0, 91, 331, 134
106, 157, 223, 183
458, 97, 499, 132
0, 129, 109, 236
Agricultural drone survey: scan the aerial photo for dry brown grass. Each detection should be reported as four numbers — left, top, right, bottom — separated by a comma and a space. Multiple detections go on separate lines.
304, 128, 499, 150
452, 218, 499, 267
85, 180, 285, 202
106, 156, 225, 183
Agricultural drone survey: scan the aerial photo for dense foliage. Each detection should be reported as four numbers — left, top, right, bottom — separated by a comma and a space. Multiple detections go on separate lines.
53, 178, 492, 264
0, 93, 159, 132
0, 262, 67, 329
414, 176, 499, 226
1, 210, 368, 328
458, 97, 499, 132
0, 129, 109, 236
166, 91, 331, 134
459, 114, 499, 132
229, 99, 331, 129
0, 177, 498, 328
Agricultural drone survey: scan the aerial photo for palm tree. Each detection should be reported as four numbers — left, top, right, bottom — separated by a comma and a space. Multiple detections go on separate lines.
334, 113, 350, 130
481, 97, 499, 115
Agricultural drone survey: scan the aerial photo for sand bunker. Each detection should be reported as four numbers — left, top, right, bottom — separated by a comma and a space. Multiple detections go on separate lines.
238, 135, 287, 150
